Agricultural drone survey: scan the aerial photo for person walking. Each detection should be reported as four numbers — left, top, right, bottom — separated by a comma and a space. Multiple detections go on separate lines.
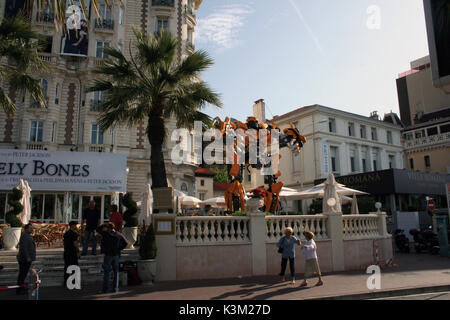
96, 223, 128, 293
300, 231, 323, 287
109, 204, 123, 233
276, 227, 301, 284
16, 224, 36, 294
81, 200, 100, 256
63, 221, 80, 287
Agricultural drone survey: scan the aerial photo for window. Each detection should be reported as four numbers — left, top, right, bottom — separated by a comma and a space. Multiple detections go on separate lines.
117, 43, 123, 53
51, 122, 57, 143
373, 160, 378, 171
371, 128, 378, 141
409, 158, 414, 170
328, 118, 336, 133
99, 3, 113, 20
387, 131, 393, 144
247, 172, 252, 182
31, 78, 48, 108
91, 124, 104, 144
415, 130, 425, 139
30, 121, 44, 142
200, 179, 205, 187
330, 146, 338, 173
427, 127, 438, 136
199, 193, 205, 201
348, 123, 355, 137
440, 124, 450, 134
96, 41, 110, 58
181, 182, 188, 193
360, 125, 367, 139
388, 155, 395, 169
424, 156, 431, 168
362, 159, 367, 173
119, 6, 125, 25
156, 17, 169, 34
55, 83, 59, 104
372, 151, 378, 171
91, 91, 106, 111
350, 157, 356, 172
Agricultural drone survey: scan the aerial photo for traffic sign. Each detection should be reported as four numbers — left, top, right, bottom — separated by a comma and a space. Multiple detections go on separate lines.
427, 199, 435, 212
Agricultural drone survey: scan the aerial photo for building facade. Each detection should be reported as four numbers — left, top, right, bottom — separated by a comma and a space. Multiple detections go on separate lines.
0, 0, 202, 224
243, 102, 405, 213
397, 56, 450, 174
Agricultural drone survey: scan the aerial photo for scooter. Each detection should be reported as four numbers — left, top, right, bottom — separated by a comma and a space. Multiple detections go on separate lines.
409, 227, 440, 254
394, 229, 410, 253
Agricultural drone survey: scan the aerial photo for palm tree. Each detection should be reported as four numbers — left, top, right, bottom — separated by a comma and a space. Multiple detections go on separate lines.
88, 29, 222, 189
0, 17, 48, 116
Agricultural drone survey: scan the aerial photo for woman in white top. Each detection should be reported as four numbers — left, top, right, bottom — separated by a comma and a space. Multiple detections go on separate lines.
300, 231, 323, 287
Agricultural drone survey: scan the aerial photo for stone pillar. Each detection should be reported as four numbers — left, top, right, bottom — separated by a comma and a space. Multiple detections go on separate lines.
249, 207, 267, 276
324, 212, 344, 272
152, 214, 177, 281
376, 211, 388, 237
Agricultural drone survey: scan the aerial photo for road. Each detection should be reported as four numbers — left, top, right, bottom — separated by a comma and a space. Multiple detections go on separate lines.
373, 291, 450, 300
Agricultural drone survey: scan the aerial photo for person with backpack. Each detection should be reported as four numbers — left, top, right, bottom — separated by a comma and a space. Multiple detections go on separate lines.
276, 227, 301, 284
96, 223, 128, 293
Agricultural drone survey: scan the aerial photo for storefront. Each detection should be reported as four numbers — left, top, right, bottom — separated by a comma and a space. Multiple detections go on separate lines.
0, 149, 127, 225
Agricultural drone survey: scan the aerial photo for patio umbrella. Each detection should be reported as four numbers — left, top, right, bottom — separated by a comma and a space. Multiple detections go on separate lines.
113, 192, 120, 205
17, 179, 31, 224
340, 195, 353, 204
291, 182, 368, 199
351, 194, 360, 214
323, 173, 342, 213
63, 192, 72, 224
201, 196, 227, 208
180, 196, 202, 208
139, 184, 153, 225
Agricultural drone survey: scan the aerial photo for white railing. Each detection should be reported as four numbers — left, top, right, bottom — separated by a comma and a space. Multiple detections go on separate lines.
176, 216, 250, 245
343, 214, 380, 239
26, 143, 44, 150
265, 215, 329, 242
403, 132, 450, 150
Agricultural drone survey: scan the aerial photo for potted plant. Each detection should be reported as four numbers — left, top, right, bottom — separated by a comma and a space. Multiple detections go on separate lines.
122, 193, 139, 249
246, 188, 265, 213
137, 223, 157, 285
3, 188, 23, 251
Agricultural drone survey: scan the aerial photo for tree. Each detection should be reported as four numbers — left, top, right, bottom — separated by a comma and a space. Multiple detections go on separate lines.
88, 29, 222, 188
0, 17, 48, 116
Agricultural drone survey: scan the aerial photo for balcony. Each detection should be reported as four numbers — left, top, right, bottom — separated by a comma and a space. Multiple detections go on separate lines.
152, 0, 175, 6
90, 99, 105, 112
26, 143, 45, 150
94, 18, 115, 31
186, 41, 195, 53
30, 97, 49, 109
38, 53, 56, 63
403, 132, 450, 150
88, 145, 106, 152
35, 12, 54, 24
185, 5, 196, 26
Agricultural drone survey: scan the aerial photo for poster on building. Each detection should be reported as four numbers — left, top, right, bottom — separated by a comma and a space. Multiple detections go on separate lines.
0, 149, 127, 192
61, 0, 90, 57
447, 183, 450, 220
322, 142, 329, 174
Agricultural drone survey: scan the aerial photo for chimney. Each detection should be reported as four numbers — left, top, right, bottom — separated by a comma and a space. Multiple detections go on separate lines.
369, 111, 380, 120
253, 99, 266, 123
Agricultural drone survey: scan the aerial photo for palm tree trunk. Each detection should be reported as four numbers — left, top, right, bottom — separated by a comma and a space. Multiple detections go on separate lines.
147, 114, 168, 189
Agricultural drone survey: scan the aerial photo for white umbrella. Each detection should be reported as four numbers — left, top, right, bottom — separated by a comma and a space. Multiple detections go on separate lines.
351, 194, 360, 214
63, 192, 72, 224
291, 183, 368, 199
323, 173, 342, 213
180, 196, 202, 208
139, 184, 153, 225
201, 196, 226, 208
112, 192, 120, 205
340, 195, 352, 204
17, 179, 31, 224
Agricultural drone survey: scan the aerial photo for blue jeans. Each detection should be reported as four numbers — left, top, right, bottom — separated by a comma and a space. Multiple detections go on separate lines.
103, 255, 120, 293
81, 230, 97, 255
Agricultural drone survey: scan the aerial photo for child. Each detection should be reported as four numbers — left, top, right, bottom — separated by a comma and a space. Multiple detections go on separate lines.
300, 231, 323, 287
276, 227, 301, 284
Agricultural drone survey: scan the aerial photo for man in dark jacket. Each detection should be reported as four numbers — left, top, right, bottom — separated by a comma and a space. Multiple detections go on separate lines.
16, 224, 36, 294
81, 200, 100, 256
97, 223, 128, 293
63, 221, 80, 287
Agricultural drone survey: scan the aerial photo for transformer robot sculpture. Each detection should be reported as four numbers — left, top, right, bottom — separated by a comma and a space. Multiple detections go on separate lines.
212, 117, 306, 214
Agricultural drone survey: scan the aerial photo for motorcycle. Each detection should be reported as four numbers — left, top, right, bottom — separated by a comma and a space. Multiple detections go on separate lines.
394, 229, 410, 253
409, 227, 440, 254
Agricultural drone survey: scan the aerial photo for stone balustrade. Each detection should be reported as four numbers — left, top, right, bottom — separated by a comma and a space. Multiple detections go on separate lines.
343, 214, 381, 239
175, 216, 250, 245
265, 215, 329, 242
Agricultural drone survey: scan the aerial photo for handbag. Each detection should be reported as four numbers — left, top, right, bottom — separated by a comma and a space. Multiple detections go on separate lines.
277, 237, 284, 254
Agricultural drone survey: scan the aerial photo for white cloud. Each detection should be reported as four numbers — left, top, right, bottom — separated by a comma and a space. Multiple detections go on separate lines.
196, 4, 254, 50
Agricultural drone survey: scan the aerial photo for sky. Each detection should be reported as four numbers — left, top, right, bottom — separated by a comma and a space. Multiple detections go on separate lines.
194, 0, 430, 122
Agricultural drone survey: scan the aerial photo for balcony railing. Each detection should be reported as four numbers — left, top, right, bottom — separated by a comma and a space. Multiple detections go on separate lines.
152, 0, 174, 6
88, 145, 106, 152
30, 97, 49, 109
403, 132, 450, 149
27, 143, 45, 150
94, 18, 115, 30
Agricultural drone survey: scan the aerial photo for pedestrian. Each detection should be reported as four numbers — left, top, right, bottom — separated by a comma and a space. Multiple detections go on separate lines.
300, 231, 323, 287
81, 200, 100, 256
16, 223, 36, 294
276, 227, 301, 284
63, 221, 80, 287
96, 223, 128, 293
109, 204, 123, 233
199, 204, 213, 216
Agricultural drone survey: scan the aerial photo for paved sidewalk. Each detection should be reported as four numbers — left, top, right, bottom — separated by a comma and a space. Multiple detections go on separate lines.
1, 253, 449, 300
